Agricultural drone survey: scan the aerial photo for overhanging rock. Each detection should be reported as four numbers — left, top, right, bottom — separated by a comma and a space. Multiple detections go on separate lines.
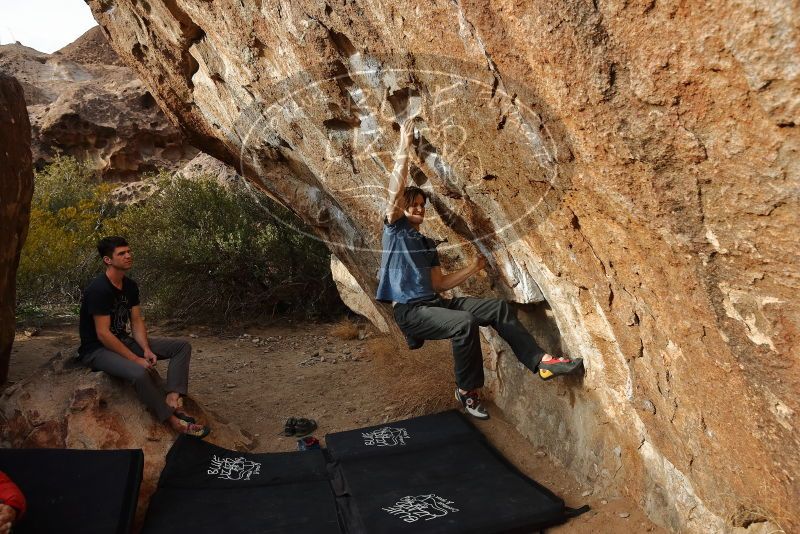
86, 1, 799, 531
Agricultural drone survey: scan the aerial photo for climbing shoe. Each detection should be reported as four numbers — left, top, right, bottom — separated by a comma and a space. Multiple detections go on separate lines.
455, 388, 489, 420
538, 356, 584, 381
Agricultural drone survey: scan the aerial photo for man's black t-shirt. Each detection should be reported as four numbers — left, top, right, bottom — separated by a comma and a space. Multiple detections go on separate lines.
78, 274, 140, 356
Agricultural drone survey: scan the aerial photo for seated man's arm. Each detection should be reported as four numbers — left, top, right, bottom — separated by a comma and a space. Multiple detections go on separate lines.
93, 315, 149, 367
385, 119, 415, 224
430, 255, 486, 292
130, 306, 156, 365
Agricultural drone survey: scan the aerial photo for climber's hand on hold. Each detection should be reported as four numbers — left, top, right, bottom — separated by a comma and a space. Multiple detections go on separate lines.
472, 254, 487, 273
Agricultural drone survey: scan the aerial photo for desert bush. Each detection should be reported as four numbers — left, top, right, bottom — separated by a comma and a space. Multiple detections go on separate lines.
17, 157, 345, 322
105, 174, 344, 320
17, 156, 112, 314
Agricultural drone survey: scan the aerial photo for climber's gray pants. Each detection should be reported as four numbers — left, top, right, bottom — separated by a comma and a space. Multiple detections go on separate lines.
393, 296, 545, 391
79, 336, 191, 422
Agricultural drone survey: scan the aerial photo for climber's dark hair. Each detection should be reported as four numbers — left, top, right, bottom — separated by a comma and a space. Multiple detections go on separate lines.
403, 186, 428, 207
97, 236, 129, 260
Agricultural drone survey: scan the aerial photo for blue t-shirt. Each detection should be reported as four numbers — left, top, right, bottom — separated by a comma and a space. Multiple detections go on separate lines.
376, 216, 441, 303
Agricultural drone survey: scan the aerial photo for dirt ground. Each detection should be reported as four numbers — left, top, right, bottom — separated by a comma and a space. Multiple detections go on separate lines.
7, 320, 664, 533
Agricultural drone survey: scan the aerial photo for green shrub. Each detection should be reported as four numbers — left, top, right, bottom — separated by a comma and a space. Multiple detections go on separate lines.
17, 156, 111, 312
110, 175, 343, 320
17, 156, 343, 322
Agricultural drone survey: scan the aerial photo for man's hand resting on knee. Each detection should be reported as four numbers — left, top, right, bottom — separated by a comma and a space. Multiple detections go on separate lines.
143, 349, 157, 367
133, 356, 154, 370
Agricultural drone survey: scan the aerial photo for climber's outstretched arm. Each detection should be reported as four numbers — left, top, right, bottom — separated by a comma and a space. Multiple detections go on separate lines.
385, 118, 415, 224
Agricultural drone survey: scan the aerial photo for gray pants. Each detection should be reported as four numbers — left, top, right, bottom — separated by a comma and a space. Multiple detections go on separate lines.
80, 336, 191, 422
393, 296, 545, 391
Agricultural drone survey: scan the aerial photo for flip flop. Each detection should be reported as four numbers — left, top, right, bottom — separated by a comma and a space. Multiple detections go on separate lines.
174, 411, 196, 424
179, 420, 210, 439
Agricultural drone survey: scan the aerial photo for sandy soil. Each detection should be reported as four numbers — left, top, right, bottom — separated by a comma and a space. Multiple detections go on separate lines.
7, 321, 663, 533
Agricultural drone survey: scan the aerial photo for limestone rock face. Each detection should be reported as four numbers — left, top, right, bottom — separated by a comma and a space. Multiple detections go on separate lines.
0, 27, 198, 180
87, 1, 799, 531
330, 254, 390, 334
0, 352, 253, 527
0, 75, 33, 385
108, 152, 241, 205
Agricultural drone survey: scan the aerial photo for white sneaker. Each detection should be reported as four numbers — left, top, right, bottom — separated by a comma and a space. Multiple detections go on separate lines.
455, 388, 489, 420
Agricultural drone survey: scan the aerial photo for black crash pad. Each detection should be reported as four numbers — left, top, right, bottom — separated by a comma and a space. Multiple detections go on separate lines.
142, 435, 342, 534
326, 410, 569, 534
144, 411, 582, 534
0, 448, 143, 534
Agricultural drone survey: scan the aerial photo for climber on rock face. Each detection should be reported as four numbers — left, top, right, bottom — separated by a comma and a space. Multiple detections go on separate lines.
76, 236, 210, 438
376, 116, 583, 420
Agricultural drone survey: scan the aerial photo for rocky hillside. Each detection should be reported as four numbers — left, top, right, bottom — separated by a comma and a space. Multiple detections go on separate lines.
85, 1, 799, 532
0, 27, 197, 180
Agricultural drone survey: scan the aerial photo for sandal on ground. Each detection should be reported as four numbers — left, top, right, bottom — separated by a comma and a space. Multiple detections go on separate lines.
538, 356, 584, 381
179, 420, 210, 439
173, 411, 196, 424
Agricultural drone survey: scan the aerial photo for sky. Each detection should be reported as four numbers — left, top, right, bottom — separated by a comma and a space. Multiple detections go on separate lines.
0, 0, 97, 53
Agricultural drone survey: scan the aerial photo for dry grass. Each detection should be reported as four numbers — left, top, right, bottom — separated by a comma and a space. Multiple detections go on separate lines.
365, 334, 454, 419
727, 505, 787, 534
329, 318, 361, 340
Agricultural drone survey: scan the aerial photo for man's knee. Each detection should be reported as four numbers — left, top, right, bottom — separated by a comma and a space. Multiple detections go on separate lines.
455, 312, 479, 334
492, 298, 515, 320
177, 339, 192, 357
492, 298, 509, 311
154, 337, 192, 358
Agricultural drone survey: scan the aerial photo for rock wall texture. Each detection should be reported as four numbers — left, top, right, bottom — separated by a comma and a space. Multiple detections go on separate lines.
0, 351, 253, 528
330, 254, 390, 334
0, 74, 33, 385
0, 27, 198, 180
87, 1, 799, 531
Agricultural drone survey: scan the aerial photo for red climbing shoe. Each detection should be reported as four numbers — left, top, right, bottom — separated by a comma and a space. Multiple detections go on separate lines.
538, 356, 584, 381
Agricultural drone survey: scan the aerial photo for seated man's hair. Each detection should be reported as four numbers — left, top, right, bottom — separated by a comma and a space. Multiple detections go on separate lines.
403, 185, 429, 207
97, 236, 129, 259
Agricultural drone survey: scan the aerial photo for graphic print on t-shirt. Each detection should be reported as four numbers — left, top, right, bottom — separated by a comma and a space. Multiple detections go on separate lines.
110, 292, 131, 338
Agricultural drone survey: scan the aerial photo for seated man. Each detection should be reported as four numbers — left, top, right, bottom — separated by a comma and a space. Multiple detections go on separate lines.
77, 236, 209, 438
376, 118, 583, 419
0, 471, 25, 534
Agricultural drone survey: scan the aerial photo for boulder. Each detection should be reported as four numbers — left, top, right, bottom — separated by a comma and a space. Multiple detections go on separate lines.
86, 1, 799, 531
0, 351, 253, 528
0, 75, 33, 384
109, 153, 248, 205
330, 254, 390, 333
177, 152, 245, 186
0, 27, 198, 181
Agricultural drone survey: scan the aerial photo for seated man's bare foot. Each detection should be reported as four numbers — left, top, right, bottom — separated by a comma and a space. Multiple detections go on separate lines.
165, 392, 181, 410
